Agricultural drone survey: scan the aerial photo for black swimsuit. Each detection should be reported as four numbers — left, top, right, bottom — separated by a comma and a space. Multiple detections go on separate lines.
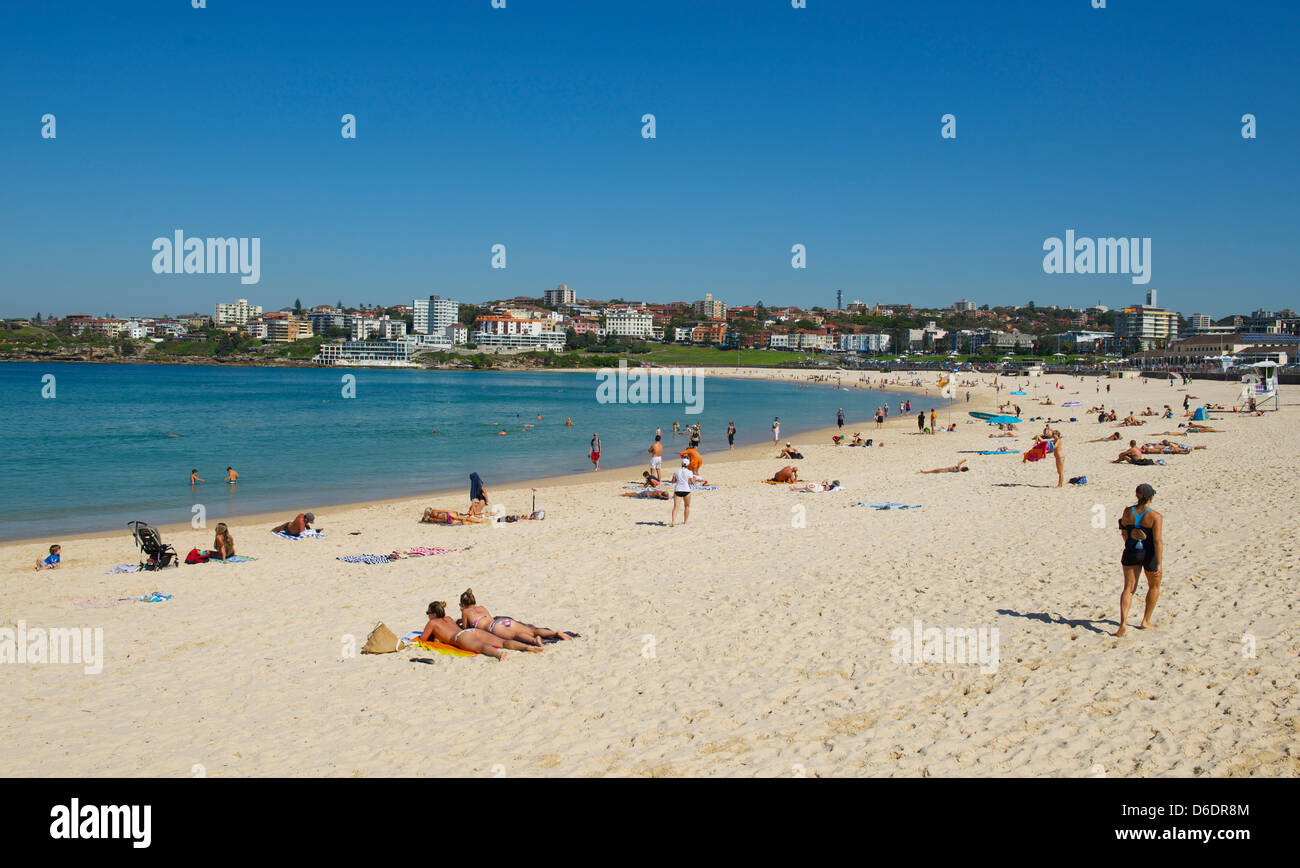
1120, 506, 1158, 570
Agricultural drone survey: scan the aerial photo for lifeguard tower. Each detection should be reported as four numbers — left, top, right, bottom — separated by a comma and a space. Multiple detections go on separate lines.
1237, 361, 1279, 411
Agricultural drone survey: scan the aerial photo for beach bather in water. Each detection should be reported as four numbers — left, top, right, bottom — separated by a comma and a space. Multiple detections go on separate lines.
421, 601, 539, 659
457, 588, 574, 647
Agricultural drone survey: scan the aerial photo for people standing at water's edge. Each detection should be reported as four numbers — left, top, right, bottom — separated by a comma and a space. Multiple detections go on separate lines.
688, 424, 701, 450
837, 408, 844, 429
1116, 484, 1164, 637
772, 417, 780, 443
726, 420, 735, 449
917, 412, 925, 433
648, 434, 663, 477
929, 409, 937, 434
589, 433, 602, 470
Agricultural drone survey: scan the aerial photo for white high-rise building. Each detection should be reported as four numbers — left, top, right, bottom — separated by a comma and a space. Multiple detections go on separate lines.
605, 307, 654, 338
413, 295, 459, 336
214, 298, 262, 327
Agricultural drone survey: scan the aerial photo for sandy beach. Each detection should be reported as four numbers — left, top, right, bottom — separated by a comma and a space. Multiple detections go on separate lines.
2, 369, 1296, 777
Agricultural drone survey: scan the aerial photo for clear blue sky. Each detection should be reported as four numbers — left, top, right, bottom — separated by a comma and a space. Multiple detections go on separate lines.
1, 0, 1296, 319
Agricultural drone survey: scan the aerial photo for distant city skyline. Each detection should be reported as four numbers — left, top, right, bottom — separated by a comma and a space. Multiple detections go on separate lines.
2, 1, 1296, 319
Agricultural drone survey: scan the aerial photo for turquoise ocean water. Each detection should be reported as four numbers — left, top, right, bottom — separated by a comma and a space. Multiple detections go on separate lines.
0, 362, 931, 542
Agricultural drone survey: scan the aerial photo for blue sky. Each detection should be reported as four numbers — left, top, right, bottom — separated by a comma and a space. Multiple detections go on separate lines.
1, 0, 1296, 318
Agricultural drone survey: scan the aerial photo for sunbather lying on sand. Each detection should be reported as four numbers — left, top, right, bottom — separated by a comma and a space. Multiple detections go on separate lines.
421, 504, 485, 525
1142, 440, 1205, 454
1089, 432, 1122, 442
794, 479, 842, 492
920, 460, 968, 473
421, 600, 540, 660
621, 488, 671, 499
989, 432, 1017, 438
458, 588, 574, 647
1185, 424, 1222, 432
1119, 414, 1144, 426
769, 466, 799, 483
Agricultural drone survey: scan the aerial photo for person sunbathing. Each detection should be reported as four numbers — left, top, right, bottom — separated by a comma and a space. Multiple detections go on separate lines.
1142, 440, 1204, 454
622, 488, 670, 499
989, 432, 1016, 438
1089, 431, 1123, 442
795, 479, 842, 492
770, 465, 799, 483
1141, 407, 1157, 417
457, 588, 574, 646
1113, 441, 1143, 463
272, 512, 317, 536
421, 504, 485, 525
640, 470, 661, 487
778, 442, 803, 459
1119, 413, 1143, 426
920, 460, 968, 473
1185, 424, 1222, 433
420, 601, 539, 660
849, 433, 867, 446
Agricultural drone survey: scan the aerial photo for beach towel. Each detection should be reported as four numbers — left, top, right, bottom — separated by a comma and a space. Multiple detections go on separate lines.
399, 630, 479, 657
136, 592, 172, 603
978, 450, 1021, 455
106, 563, 141, 574
212, 556, 257, 564
337, 554, 394, 565
273, 529, 325, 540
1023, 441, 1051, 462
854, 502, 922, 510
403, 546, 455, 557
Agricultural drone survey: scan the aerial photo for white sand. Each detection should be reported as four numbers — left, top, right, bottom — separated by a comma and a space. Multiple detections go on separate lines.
2, 371, 1296, 777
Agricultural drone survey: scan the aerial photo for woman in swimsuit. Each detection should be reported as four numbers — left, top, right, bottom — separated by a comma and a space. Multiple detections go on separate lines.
421, 601, 540, 659
919, 460, 968, 474
1116, 483, 1164, 636
457, 589, 573, 647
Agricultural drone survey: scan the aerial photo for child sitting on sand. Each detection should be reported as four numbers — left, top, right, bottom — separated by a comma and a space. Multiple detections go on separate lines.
35, 544, 61, 571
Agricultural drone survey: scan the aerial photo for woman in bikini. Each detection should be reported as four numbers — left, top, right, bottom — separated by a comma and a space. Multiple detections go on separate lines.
420, 601, 540, 660
1116, 483, 1163, 636
457, 588, 573, 647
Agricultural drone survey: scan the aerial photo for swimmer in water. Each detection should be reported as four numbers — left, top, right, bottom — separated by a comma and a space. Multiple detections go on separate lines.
565, 417, 574, 426
189, 469, 204, 484
225, 466, 238, 484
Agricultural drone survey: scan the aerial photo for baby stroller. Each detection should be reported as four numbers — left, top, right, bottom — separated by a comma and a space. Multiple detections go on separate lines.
128, 520, 179, 570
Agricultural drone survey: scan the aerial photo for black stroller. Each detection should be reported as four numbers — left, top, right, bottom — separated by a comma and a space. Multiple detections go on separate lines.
128, 520, 179, 570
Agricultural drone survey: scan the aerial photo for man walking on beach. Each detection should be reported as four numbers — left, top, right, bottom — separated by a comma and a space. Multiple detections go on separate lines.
772, 417, 780, 443
837, 408, 844, 430
917, 411, 925, 433
648, 434, 663, 478
727, 420, 736, 449
590, 433, 602, 471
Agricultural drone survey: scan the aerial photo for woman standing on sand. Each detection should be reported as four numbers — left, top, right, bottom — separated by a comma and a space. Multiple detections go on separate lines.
1116, 483, 1164, 637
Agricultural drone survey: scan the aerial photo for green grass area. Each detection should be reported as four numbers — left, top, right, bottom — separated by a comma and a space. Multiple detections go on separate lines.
623, 345, 812, 367
148, 340, 219, 357
268, 337, 323, 358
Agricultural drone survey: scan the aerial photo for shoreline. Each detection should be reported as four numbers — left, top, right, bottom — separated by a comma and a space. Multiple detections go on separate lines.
0, 366, 981, 549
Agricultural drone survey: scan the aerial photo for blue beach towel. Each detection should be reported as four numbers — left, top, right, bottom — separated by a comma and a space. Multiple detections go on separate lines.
853, 502, 922, 510
136, 592, 172, 603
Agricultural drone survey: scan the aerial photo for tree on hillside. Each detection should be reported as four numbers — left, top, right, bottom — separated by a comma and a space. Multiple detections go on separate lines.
294, 299, 303, 314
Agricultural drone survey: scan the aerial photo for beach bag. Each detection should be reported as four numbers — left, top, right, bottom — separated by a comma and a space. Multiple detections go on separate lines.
185, 547, 209, 564
361, 622, 400, 654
